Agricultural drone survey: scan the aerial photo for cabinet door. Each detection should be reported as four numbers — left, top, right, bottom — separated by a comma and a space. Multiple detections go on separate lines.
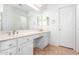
17, 36, 33, 55
25, 44, 33, 55
18, 44, 27, 55
18, 44, 33, 55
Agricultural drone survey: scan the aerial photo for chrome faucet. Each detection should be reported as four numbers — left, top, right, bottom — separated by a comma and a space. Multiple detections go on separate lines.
7, 30, 18, 35
12, 29, 16, 35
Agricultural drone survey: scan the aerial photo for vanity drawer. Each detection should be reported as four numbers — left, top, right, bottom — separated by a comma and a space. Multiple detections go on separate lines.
26, 36, 33, 45
18, 36, 33, 45
0, 39, 17, 51
32, 34, 43, 40
0, 47, 17, 55
18, 37, 27, 45
41, 32, 50, 39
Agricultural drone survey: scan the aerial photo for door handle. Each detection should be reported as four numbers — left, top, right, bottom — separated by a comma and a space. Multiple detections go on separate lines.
9, 53, 12, 55
59, 28, 61, 31
9, 44, 12, 46
18, 48, 20, 52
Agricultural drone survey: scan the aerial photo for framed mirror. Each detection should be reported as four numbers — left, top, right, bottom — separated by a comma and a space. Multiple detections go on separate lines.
1, 4, 28, 31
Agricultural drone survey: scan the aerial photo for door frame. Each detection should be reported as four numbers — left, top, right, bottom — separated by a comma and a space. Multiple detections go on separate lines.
58, 5, 76, 50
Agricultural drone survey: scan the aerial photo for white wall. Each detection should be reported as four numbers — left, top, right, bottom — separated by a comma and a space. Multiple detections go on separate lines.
42, 5, 59, 45
2, 5, 28, 31
28, 4, 75, 46
43, 4, 76, 46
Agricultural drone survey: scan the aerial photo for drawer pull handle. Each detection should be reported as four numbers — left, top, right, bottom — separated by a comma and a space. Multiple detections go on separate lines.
9, 53, 12, 55
27, 39, 29, 40
9, 44, 12, 46
19, 48, 20, 52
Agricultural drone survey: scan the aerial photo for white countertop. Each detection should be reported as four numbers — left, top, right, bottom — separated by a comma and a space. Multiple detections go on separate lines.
0, 30, 49, 41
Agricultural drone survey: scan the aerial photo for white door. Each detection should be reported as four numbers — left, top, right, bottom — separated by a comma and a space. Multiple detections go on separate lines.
59, 6, 75, 49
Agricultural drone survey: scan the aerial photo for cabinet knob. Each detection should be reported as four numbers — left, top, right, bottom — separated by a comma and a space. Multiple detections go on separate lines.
9, 53, 12, 55
9, 44, 12, 46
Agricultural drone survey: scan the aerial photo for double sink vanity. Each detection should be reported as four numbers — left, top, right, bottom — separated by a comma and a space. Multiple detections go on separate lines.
0, 30, 50, 55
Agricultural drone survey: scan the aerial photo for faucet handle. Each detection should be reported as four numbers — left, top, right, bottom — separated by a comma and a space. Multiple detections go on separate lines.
12, 29, 15, 35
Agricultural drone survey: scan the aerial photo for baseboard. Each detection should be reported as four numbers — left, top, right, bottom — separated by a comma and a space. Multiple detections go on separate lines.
49, 43, 59, 47
58, 45, 73, 50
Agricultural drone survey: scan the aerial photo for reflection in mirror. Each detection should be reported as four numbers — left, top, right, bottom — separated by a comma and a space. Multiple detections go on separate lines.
37, 16, 42, 29
2, 4, 28, 31
0, 4, 3, 31
0, 4, 49, 31
28, 10, 49, 30
37, 15, 49, 29
42, 16, 49, 26
0, 12, 1, 30
20, 16, 28, 29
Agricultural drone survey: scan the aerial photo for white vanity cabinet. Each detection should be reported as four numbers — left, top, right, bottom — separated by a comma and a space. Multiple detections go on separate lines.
0, 31, 50, 55
0, 36, 33, 55
17, 36, 33, 55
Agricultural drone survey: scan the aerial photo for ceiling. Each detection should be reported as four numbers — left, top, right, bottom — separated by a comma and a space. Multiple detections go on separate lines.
10, 4, 47, 12
10, 4, 72, 12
